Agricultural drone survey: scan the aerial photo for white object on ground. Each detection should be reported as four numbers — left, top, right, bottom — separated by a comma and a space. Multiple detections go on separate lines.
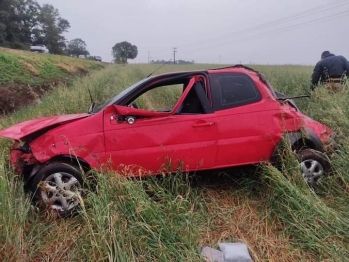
201, 246, 224, 262
218, 242, 253, 262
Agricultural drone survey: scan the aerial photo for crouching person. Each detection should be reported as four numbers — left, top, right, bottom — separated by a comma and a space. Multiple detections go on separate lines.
310, 51, 349, 93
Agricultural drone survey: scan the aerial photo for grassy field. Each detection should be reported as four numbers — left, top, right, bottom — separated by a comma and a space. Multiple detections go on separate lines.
0, 63, 349, 261
0, 47, 105, 114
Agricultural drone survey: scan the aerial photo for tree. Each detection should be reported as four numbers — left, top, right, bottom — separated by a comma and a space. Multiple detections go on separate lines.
0, 0, 41, 48
0, 0, 13, 45
0, 1, 72, 53
14, 0, 40, 44
0, 0, 22, 47
112, 41, 138, 64
67, 38, 89, 57
32, 4, 70, 54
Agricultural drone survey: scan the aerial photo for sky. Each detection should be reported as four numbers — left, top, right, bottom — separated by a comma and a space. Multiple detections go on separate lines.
36, 0, 349, 65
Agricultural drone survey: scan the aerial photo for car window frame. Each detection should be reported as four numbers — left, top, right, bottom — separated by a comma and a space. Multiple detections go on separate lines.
122, 75, 213, 116
209, 72, 262, 111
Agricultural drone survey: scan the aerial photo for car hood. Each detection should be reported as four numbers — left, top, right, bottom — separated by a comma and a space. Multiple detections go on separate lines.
0, 113, 90, 140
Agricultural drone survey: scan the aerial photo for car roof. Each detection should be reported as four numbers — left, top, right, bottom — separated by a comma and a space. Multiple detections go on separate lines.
150, 64, 260, 79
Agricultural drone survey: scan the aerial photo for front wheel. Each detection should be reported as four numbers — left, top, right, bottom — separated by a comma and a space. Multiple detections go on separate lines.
297, 149, 330, 186
32, 162, 84, 217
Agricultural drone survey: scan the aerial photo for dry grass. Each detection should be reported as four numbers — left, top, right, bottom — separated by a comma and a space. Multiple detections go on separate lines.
200, 186, 315, 262
0, 47, 105, 114
0, 47, 104, 86
56, 63, 78, 74
21, 62, 39, 76
29, 221, 82, 262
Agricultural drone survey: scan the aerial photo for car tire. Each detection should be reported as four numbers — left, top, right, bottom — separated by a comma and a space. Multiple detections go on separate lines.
32, 162, 84, 218
297, 149, 330, 186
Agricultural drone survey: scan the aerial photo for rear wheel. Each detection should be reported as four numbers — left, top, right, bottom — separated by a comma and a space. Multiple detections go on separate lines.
32, 162, 84, 217
297, 149, 330, 186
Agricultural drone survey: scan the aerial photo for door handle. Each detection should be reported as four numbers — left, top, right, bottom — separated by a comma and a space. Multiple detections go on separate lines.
192, 122, 215, 127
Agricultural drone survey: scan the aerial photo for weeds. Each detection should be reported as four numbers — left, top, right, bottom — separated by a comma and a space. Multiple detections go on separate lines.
0, 47, 104, 114
0, 63, 348, 261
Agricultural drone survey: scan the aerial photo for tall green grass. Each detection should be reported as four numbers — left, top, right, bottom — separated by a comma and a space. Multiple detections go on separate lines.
0, 64, 348, 261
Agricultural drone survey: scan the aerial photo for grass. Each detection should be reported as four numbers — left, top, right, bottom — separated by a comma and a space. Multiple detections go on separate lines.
0, 47, 104, 86
0, 63, 349, 261
0, 47, 105, 115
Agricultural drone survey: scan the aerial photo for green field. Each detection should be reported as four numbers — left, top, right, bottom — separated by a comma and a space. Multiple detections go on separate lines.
0, 63, 349, 261
0, 47, 105, 114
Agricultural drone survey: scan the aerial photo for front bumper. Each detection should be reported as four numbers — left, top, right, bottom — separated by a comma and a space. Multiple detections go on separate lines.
10, 149, 37, 175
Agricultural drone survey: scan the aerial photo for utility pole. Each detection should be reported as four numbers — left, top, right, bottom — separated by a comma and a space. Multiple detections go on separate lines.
173, 47, 177, 65
148, 52, 150, 64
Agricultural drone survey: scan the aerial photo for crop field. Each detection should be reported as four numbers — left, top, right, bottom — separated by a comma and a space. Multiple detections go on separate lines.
0, 63, 349, 261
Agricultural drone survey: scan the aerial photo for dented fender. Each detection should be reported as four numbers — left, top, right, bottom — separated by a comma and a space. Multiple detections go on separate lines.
270, 128, 325, 164
27, 113, 106, 169
3, 111, 106, 177
29, 132, 105, 168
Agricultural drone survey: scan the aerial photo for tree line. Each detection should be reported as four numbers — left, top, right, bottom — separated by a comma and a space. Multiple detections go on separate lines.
0, 0, 69, 54
0, 0, 152, 64
0, 0, 92, 57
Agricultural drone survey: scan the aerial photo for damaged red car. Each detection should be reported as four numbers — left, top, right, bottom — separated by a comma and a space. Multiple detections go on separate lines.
0, 65, 334, 217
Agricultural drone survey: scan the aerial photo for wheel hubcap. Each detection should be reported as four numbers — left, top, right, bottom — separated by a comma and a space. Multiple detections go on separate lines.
41, 172, 81, 212
300, 159, 324, 185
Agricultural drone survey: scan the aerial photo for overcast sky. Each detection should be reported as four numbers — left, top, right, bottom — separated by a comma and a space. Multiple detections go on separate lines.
36, 0, 349, 65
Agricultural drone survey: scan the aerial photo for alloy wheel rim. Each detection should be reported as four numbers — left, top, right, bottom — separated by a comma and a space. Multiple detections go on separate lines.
41, 172, 81, 212
300, 159, 324, 185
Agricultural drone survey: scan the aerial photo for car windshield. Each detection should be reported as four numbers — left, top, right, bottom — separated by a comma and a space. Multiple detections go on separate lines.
91, 77, 152, 113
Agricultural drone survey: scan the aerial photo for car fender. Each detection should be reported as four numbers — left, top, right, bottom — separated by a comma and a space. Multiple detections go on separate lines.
25, 154, 92, 185
270, 128, 324, 164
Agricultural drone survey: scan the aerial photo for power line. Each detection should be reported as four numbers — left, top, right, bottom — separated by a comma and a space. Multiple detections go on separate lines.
231, 0, 347, 35
180, 0, 348, 50
183, 9, 349, 52
150, 1, 349, 60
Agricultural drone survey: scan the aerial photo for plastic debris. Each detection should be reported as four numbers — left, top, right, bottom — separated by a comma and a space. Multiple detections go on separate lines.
201, 242, 253, 262
201, 246, 224, 262
219, 242, 253, 262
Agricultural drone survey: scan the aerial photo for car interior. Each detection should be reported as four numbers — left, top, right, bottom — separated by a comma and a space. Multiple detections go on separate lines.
177, 86, 205, 114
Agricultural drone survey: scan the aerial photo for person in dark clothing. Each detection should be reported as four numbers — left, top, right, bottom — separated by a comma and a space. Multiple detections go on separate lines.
311, 51, 349, 92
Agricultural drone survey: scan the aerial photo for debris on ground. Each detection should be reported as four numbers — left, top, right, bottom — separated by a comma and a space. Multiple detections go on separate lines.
201, 242, 253, 262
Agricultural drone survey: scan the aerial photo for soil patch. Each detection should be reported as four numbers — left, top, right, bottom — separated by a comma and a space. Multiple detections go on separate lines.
0, 73, 86, 115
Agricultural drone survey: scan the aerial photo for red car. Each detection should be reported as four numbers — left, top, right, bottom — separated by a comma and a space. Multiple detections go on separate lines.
0, 65, 334, 216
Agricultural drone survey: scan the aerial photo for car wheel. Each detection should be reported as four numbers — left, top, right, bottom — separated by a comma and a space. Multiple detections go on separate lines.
297, 149, 330, 186
32, 162, 84, 217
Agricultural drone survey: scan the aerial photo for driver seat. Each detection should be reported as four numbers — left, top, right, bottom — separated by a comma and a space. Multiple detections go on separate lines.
179, 87, 203, 114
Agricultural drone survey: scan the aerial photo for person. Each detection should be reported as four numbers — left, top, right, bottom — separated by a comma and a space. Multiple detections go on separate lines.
311, 51, 349, 92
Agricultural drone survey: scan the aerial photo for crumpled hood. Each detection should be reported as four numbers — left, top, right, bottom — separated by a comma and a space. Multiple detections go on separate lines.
0, 113, 90, 140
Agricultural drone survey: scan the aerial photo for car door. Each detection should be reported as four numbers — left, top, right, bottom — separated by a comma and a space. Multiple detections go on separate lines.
103, 76, 218, 175
209, 72, 283, 168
